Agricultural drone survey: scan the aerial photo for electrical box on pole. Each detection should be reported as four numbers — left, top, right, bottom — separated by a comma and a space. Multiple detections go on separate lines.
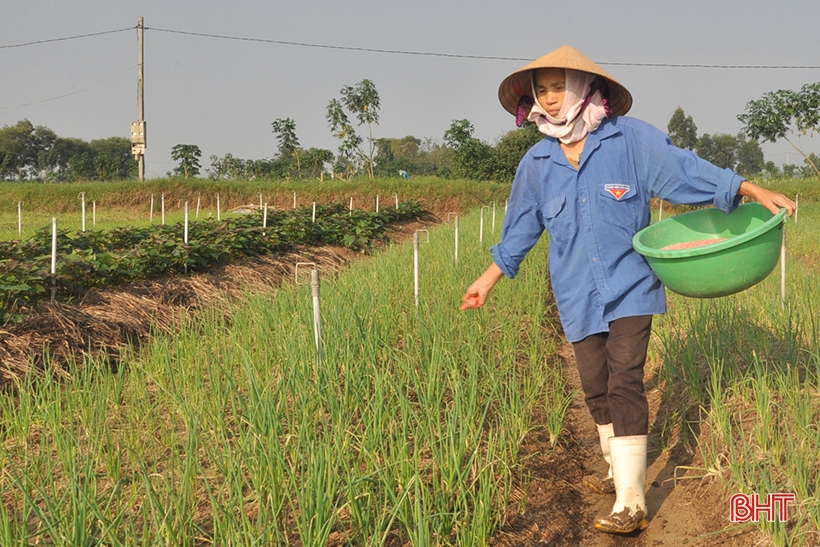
131, 120, 146, 156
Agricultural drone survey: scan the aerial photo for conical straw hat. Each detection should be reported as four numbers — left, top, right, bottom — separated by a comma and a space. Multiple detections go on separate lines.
498, 45, 632, 118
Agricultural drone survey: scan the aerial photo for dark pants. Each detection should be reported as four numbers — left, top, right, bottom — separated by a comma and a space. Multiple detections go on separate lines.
571, 315, 652, 437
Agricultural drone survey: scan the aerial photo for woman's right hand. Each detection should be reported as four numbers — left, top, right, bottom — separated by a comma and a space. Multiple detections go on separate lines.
460, 263, 505, 310
461, 282, 491, 310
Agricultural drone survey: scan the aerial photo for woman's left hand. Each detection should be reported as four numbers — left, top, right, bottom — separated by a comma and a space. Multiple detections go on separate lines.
739, 181, 796, 216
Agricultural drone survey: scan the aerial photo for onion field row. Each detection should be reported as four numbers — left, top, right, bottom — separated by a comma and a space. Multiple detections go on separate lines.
0, 208, 573, 546
649, 202, 819, 545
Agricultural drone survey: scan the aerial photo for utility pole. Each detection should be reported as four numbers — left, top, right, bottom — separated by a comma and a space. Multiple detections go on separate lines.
131, 16, 147, 180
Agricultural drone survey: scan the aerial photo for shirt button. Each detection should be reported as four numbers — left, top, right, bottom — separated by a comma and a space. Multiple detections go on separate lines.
582, 198, 587, 203
592, 257, 598, 262
587, 228, 591, 232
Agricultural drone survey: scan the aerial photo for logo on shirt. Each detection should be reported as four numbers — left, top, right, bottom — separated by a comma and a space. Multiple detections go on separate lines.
604, 184, 630, 200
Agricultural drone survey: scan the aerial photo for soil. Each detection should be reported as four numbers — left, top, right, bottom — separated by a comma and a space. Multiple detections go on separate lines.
0, 212, 772, 546
490, 344, 771, 547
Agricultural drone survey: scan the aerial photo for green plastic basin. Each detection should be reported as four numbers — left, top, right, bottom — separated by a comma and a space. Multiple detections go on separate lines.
632, 203, 787, 298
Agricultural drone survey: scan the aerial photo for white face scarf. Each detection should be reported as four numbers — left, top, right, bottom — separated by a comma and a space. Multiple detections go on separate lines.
527, 69, 610, 144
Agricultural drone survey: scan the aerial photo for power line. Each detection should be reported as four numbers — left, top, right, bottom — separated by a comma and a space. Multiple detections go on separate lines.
0, 65, 137, 109
0, 27, 135, 49
3, 24, 820, 70
145, 26, 528, 61
146, 26, 820, 69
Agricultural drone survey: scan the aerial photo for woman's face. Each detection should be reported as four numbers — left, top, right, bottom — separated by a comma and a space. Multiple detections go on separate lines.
534, 68, 566, 117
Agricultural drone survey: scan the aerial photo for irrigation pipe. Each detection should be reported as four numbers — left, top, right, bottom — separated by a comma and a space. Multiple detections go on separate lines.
480, 206, 491, 244
781, 229, 786, 310
50, 218, 57, 303
413, 229, 430, 307
79, 192, 86, 232
447, 213, 459, 264
295, 262, 323, 362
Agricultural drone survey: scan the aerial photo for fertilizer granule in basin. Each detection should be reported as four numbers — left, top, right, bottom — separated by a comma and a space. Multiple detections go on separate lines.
661, 238, 727, 251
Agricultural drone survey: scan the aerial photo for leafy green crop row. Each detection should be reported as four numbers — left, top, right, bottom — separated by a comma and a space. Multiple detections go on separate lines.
0, 201, 423, 323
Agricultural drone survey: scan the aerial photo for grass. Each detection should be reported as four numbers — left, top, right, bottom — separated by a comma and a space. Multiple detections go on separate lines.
0, 206, 573, 545
649, 199, 820, 545
0, 176, 817, 544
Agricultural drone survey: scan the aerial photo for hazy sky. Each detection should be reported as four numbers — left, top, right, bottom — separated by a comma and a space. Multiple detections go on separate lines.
3, 0, 820, 178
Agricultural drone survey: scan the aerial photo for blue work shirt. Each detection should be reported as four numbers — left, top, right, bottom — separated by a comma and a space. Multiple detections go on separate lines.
490, 116, 745, 343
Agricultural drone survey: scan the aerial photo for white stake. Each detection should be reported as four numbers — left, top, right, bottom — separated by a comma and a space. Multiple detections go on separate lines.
349, 196, 353, 216
184, 201, 189, 244
394, 193, 399, 209
505, 198, 509, 213
312, 202, 316, 223
492, 201, 496, 234
17, 201, 22, 236
161, 193, 166, 225
217, 193, 221, 221
196, 193, 201, 219
80, 192, 86, 231
92, 201, 96, 226
150, 194, 154, 223
259, 192, 263, 208
659, 199, 663, 221
376, 194, 380, 213
51, 217, 58, 303
794, 194, 799, 225
263, 203, 268, 228
293, 191, 297, 209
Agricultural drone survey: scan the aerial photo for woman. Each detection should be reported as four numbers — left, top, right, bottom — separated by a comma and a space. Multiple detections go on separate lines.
460, 45, 795, 534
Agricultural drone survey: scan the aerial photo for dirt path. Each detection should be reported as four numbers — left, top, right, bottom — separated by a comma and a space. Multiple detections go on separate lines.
491, 343, 770, 546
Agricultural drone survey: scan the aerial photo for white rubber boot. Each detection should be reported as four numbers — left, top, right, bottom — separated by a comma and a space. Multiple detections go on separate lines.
594, 435, 649, 534
583, 423, 615, 494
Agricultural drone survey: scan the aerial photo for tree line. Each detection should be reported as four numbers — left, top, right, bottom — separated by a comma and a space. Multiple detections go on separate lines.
0, 120, 136, 182
4, 80, 818, 183
667, 107, 817, 179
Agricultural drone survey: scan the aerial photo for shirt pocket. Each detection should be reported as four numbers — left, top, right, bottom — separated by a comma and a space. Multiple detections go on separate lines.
598, 183, 639, 230
540, 194, 573, 247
